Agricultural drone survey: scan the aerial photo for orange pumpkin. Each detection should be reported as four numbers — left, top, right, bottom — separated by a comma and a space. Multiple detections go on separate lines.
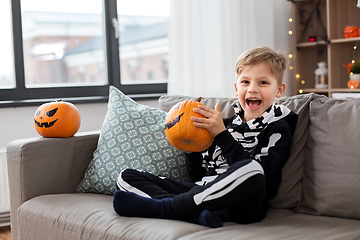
34, 100, 81, 138
344, 26, 359, 38
347, 80, 359, 89
165, 98, 214, 152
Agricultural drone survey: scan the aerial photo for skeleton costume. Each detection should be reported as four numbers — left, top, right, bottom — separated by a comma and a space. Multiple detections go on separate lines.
116, 102, 297, 224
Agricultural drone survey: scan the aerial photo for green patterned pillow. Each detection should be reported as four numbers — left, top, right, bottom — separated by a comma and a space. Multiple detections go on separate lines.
77, 86, 190, 195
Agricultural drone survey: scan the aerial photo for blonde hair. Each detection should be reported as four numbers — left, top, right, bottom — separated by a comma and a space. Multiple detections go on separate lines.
235, 47, 288, 85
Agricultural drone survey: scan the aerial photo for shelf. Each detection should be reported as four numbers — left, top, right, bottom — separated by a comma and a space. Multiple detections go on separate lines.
330, 88, 360, 93
300, 88, 329, 93
296, 37, 360, 48
330, 37, 360, 44
292, 0, 360, 97
297, 41, 328, 48
299, 88, 360, 95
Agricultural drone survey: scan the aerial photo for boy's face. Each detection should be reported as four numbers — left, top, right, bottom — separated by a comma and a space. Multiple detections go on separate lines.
235, 63, 285, 122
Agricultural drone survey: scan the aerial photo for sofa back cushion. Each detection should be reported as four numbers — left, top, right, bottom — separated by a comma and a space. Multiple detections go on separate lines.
269, 93, 313, 209
159, 93, 314, 210
159, 95, 238, 118
299, 95, 360, 219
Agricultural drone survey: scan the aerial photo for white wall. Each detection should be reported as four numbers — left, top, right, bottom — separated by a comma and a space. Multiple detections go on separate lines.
0, 99, 159, 151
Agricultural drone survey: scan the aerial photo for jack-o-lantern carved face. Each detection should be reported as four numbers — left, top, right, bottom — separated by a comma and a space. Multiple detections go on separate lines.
34, 100, 81, 138
34, 107, 59, 128
165, 98, 213, 152
347, 80, 359, 89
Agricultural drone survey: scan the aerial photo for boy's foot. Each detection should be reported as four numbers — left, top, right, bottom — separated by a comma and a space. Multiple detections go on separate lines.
113, 190, 222, 228
113, 190, 179, 220
193, 209, 223, 228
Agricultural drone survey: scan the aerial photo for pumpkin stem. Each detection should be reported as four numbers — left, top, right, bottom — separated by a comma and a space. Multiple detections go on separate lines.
195, 97, 203, 102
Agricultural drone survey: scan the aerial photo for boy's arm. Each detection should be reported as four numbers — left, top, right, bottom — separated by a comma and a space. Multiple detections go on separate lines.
216, 112, 297, 175
184, 152, 207, 182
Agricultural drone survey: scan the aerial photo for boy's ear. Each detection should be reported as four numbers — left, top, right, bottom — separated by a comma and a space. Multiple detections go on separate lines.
276, 83, 286, 98
234, 82, 238, 96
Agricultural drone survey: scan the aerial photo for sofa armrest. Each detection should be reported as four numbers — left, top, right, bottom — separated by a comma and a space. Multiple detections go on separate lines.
6, 131, 99, 237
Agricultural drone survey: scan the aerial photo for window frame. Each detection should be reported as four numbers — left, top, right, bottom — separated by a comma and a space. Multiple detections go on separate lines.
0, 0, 167, 107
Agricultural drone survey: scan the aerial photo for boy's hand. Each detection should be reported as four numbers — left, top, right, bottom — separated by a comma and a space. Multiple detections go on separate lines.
191, 104, 226, 138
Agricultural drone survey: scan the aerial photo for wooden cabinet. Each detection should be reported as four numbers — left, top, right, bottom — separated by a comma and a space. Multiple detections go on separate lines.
292, 0, 360, 97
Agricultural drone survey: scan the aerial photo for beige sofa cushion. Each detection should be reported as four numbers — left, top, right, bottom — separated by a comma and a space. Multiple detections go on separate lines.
268, 93, 313, 209
18, 193, 206, 240
159, 93, 314, 210
299, 95, 360, 219
159, 95, 238, 118
179, 210, 360, 240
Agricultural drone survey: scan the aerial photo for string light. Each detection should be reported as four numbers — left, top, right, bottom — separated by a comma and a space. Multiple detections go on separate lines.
288, 14, 300, 93
352, 41, 359, 64
301, 80, 305, 84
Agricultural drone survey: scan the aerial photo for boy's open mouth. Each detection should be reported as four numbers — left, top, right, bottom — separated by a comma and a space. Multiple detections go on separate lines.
246, 99, 262, 108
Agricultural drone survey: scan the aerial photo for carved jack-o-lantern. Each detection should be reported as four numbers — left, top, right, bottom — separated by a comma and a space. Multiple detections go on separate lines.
344, 26, 359, 38
165, 97, 213, 152
347, 80, 359, 89
34, 100, 81, 138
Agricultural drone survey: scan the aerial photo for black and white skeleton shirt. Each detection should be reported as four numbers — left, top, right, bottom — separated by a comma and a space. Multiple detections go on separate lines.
185, 102, 298, 200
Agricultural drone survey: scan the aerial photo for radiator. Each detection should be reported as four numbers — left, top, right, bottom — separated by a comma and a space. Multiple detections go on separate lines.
0, 149, 10, 227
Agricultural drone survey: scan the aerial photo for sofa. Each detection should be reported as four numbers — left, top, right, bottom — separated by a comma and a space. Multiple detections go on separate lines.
6, 92, 360, 240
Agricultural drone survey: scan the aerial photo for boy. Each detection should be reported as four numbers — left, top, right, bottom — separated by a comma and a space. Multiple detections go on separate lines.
113, 47, 298, 228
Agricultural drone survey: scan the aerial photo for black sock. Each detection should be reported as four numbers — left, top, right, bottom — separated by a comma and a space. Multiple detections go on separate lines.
194, 210, 222, 228
113, 190, 180, 220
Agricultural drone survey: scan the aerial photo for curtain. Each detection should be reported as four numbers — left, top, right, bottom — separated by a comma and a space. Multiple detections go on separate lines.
168, 0, 293, 97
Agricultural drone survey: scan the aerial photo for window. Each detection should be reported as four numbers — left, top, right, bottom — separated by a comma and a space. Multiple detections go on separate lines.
21, 0, 107, 88
0, 0, 169, 107
117, 0, 169, 85
0, 0, 15, 89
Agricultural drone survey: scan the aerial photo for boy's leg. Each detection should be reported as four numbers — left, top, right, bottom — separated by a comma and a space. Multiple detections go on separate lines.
114, 169, 196, 223
173, 159, 266, 223
216, 188, 267, 224
117, 168, 195, 199
114, 160, 265, 226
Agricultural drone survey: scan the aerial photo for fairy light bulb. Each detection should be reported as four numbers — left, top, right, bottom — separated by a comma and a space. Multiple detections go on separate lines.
288, 54, 293, 59
296, 74, 300, 78
289, 18, 293, 23
288, 30, 293, 35
299, 89, 303, 94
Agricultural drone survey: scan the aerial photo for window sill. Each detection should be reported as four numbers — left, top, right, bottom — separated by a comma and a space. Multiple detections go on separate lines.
0, 93, 163, 108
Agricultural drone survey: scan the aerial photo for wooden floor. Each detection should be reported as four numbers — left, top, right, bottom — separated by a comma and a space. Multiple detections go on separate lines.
0, 227, 11, 240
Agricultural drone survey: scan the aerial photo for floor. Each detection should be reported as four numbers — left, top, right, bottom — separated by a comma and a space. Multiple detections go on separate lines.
0, 226, 11, 240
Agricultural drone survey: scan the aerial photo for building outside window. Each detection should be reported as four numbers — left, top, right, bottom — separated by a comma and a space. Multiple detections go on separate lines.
0, 0, 170, 106
0, 0, 15, 89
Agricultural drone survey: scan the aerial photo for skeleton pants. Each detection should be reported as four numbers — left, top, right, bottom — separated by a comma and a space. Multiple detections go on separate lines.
116, 159, 267, 224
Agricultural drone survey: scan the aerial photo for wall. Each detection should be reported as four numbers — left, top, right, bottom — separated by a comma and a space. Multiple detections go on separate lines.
0, 99, 159, 150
